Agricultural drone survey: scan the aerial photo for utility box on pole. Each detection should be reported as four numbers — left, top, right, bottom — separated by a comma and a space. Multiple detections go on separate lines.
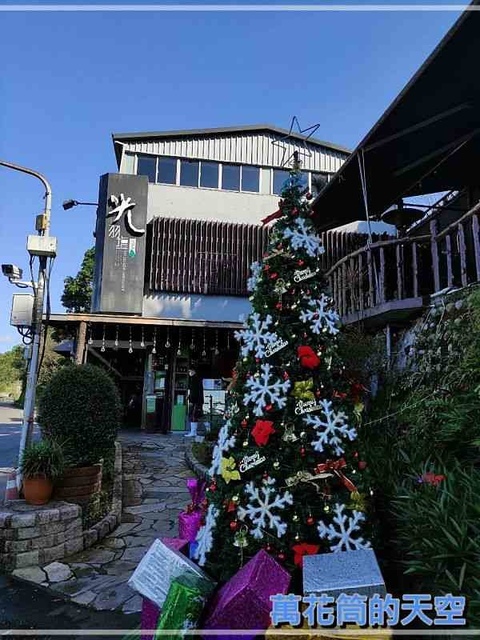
10, 294, 34, 327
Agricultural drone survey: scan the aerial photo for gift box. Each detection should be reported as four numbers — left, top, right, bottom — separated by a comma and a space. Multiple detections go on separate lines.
162, 537, 189, 555
203, 550, 290, 640
156, 573, 215, 640
178, 478, 206, 542
141, 598, 161, 640
128, 538, 214, 609
303, 549, 386, 600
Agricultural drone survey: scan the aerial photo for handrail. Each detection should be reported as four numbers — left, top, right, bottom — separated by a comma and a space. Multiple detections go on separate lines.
435, 199, 480, 241
325, 234, 430, 276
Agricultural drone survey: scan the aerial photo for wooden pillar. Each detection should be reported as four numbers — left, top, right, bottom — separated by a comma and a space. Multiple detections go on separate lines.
75, 321, 87, 365
430, 219, 440, 292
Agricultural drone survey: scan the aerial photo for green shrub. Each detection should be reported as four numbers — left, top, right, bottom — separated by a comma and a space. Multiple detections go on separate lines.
38, 364, 121, 467
20, 440, 65, 480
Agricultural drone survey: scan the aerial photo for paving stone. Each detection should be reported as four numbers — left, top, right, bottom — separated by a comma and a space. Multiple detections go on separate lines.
71, 590, 97, 605
108, 522, 138, 537
92, 581, 137, 611
12, 566, 47, 584
123, 546, 148, 563
101, 537, 126, 550
70, 548, 116, 566
104, 560, 138, 576
70, 563, 99, 578
44, 561, 74, 583
123, 534, 155, 548
122, 594, 143, 614
123, 502, 167, 515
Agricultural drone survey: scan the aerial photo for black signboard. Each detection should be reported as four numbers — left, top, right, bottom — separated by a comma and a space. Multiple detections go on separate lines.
92, 173, 148, 314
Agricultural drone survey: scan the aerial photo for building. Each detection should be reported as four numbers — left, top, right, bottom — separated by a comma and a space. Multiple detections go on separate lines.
50, 125, 350, 432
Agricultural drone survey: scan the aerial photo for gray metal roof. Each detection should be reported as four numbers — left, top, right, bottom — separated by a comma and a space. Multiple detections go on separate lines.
112, 124, 351, 156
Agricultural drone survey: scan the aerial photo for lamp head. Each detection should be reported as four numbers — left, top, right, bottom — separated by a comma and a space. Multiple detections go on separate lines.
62, 199, 78, 211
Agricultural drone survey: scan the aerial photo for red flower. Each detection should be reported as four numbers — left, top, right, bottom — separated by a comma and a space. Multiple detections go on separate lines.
292, 543, 320, 567
251, 420, 275, 446
419, 473, 446, 486
297, 346, 320, 369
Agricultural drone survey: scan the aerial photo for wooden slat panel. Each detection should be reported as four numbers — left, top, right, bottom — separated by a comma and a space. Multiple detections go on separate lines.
412, 241, 418, 298
472, 214, 480, 281
358, 253, 364, 312
367, 249, 374, 309
458, 223, 468, 287
445, 234, 453, 287
430, 219, 440, 292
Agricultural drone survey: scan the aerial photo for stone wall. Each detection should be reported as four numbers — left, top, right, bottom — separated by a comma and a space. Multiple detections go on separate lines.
0, 501, 82, 571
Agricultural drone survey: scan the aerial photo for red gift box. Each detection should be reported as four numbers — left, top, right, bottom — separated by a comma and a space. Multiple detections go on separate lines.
203, 550, 290, 640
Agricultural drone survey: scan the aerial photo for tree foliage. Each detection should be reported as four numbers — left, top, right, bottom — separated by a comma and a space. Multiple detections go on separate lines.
0, 345, 26, 396
61, 247, 95, 313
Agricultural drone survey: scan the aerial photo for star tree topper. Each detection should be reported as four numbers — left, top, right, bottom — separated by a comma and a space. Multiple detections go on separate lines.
271, 116, 321, 168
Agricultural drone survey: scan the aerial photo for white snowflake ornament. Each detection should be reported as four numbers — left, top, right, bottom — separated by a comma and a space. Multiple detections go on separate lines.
304, 399, 357, 456
282, 218, 325, 258
299, 295, 340, 335
317, 503, 370, 552
209, 420, 236, 477
193, 503, 219, 566
247, 261, 262, 292
244, 362, 291, 416
234, 314, 279, 359
237, 476, 293, 539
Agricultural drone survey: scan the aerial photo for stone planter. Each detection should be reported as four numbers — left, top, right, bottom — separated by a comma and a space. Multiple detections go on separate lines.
54, 464, 102, 505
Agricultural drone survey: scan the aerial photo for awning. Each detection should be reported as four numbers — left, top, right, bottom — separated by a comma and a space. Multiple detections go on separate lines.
311, 1, 480, 231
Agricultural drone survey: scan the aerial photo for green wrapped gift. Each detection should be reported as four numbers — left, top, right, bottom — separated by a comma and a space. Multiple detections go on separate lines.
155, 573, 214, 640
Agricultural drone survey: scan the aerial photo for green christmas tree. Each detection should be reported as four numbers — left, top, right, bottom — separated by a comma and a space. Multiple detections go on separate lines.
194, 160, 370, 583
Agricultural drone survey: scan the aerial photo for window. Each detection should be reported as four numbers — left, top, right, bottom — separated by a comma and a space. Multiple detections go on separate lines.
273, 169, 290, 195
241, 166, 260, 192
222, 164, 240, 191
137, 156, 156, 183
158, 157, 177, 184
180, 160, 199, 187
200, 161, 219, 188
311, 172, 329, 195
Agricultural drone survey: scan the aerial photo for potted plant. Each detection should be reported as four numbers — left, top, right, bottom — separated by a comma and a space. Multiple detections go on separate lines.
20, 440, 65, 505
37, 364, 121, 505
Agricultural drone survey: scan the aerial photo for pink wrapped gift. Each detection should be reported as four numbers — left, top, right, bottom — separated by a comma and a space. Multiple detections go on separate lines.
161, 536, 189, 555
140, 597, 160, 640
178, 478, 206, 542
203, 550, 291, 640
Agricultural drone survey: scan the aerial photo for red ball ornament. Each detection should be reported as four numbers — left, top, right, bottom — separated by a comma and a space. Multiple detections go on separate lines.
315, 390, 322, 398
306, 192, 313, 200
265, 404, 273, 412
230, 520, 239, 531
265, 544, 272, 552
276, 303, 283, 310
255, 358, 260, 363
306, 516, 315, 526
298, 260, 305, 267
241, 419, 248, 428
278, 552, 286, 561
264, 264, 271, 271
270, 272, 278, 280
358, 461, 367, 470
300, 447, 306, 457
283, 372, 289, 380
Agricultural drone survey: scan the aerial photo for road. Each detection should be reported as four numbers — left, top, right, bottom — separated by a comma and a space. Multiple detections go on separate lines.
0, 402, 39, 504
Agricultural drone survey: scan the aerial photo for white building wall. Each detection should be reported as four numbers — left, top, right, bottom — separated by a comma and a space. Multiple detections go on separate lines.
143, 293, 250, 323
146, 182, 279, 223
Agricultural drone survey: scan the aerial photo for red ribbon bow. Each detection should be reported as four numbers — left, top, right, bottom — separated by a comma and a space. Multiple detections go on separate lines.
315, 458, 357, 493
292, 543, 320, 567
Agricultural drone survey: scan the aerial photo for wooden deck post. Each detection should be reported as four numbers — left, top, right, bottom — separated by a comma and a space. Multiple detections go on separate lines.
458, 223, 468, 287
430, 219, 440, 292
472, 214, 480, 282
412, 242, 419, 298
445, 234, 453, 287
75, 321, 87, 365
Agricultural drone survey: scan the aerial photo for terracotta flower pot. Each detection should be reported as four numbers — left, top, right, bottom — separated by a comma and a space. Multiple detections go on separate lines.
23, 475, 54, 505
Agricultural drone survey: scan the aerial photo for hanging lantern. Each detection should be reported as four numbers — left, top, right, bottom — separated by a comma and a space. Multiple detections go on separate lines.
101, 324, 106, 353
129, 327, 133, 354
152, 328, 157, 355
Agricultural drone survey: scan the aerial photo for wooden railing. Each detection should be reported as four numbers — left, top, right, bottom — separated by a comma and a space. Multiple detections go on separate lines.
327, 200, 480, 322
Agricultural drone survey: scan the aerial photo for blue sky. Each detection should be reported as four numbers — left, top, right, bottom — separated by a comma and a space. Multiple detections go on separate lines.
0, 3, 462, 352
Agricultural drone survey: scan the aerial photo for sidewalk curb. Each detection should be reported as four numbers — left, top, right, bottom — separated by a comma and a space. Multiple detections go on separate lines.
184, 441, 210, 481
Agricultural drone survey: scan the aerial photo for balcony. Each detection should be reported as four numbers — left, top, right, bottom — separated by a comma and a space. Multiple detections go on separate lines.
327, 200, 480, 327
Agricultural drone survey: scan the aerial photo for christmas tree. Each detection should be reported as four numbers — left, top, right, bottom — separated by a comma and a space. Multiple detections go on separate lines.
193, 158, 370, 583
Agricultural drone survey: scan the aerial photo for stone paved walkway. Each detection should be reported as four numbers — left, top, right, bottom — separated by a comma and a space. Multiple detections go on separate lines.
13, 432, 190, 615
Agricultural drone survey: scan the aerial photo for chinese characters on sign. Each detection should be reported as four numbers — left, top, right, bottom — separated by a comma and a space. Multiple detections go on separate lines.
107, 193, 146, 236
270, 593, 466, 628
107, 193, 144, 293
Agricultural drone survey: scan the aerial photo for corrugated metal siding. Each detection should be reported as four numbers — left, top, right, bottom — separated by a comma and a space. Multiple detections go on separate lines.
124, 132, 346, 172
147, 217, 386, 297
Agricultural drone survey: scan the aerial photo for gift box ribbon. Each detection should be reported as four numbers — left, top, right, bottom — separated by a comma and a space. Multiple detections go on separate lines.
186, 478, 206, 512
315, 458, 357, 493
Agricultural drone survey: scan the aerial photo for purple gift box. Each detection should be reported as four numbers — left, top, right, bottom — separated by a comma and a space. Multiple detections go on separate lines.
203, 550, 291, 640
178, 478, 206, 542
140, 597, 160, 640
161, 536, 189, 555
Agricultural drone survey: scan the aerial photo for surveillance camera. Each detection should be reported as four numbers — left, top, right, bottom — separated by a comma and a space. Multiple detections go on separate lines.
2, 264, 23, 280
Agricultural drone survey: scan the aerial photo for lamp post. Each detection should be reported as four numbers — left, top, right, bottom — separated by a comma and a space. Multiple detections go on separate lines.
0, 160, 54, 487
62, 199, 98, 210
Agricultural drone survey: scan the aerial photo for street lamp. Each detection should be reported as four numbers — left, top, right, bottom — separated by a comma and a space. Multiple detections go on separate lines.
0, 159, 56, 490
62, 199, 98, 210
